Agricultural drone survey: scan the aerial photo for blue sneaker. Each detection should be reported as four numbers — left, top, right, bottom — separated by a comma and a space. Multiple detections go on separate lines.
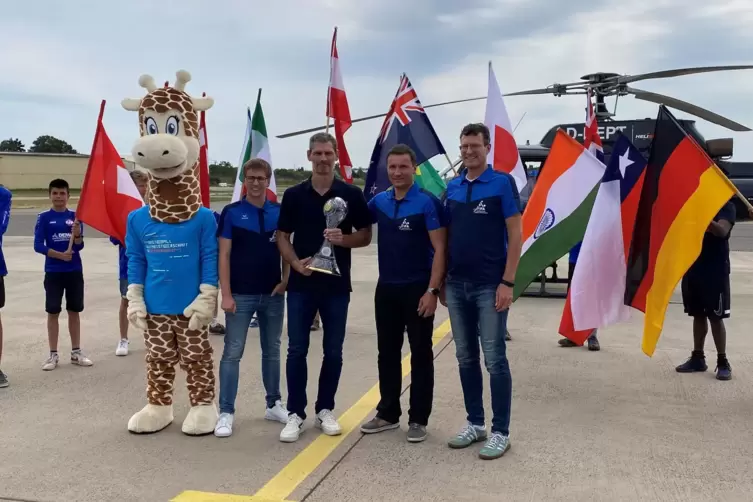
479, 432, 511, 460
716, 356, 732, 380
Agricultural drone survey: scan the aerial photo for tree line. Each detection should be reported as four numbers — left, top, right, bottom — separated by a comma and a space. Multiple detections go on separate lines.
0, 136, 77, 154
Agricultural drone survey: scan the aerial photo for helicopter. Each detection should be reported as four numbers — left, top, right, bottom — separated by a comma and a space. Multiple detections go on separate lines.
277, 64, 753, 183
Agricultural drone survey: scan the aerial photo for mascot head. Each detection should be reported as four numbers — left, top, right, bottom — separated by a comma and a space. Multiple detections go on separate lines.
122, 70, 213, 180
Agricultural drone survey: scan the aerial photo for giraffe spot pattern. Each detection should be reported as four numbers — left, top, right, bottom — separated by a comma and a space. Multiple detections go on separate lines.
144, 314, 215, 407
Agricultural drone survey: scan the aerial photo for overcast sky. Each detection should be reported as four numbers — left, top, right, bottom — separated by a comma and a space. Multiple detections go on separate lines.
1, 0, 752, 176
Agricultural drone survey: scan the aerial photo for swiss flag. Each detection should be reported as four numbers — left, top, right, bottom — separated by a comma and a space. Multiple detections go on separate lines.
484, 62, 527, 192
327, 27, 353, 183
77, 100, 144, 244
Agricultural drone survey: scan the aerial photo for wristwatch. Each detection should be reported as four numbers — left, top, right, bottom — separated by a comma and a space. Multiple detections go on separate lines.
500, 279, 514, 288
427, 287, 439, 296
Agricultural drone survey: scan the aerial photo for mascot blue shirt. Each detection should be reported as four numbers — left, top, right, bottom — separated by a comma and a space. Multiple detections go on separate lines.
125, 206, 218, 315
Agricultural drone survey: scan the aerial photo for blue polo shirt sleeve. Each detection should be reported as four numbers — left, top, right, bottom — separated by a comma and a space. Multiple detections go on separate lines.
423, 194, 443, 231
367, 197, 379, 224
348, 187, 372, 230
218, 206, 233, 239
499, 176, 520, 219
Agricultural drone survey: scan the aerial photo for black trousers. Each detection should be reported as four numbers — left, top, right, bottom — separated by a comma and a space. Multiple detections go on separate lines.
374, 281, 434, 425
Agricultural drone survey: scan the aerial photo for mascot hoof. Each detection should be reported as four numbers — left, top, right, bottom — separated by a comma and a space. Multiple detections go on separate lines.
128, 404, 174, 434
182, 403, 218, 436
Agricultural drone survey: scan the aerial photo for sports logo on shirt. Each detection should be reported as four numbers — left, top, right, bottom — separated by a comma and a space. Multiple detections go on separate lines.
399, 219, 411, 231
269, 230, 277, 242
473, 201, 487, 214
534, 208, 555, 239
65, 219, 74, 226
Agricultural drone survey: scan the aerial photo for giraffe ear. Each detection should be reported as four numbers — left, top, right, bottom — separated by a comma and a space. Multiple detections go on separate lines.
122, 98, 142, 111
192, 96, 214, 111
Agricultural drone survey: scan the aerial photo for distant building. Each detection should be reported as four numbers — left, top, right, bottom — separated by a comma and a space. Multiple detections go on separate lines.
0, 152, 136, 190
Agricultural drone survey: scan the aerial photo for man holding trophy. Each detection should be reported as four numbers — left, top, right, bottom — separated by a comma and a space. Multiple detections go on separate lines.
276, 132, 372, 443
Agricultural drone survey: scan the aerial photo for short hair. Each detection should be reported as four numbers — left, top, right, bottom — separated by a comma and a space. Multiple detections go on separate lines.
130, 170, 148, 184
309, 132, 337, 152
243, 158, 272, 179
460, 123, 491, 145
48, 178, 69, 193
387, 144, 417, 165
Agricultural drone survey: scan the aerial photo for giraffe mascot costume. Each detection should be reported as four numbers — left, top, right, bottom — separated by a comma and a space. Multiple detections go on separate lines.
122, 70, 219, 435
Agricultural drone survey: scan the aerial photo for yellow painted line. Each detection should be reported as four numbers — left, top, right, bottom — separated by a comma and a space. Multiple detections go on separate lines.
172, 318, 452, 502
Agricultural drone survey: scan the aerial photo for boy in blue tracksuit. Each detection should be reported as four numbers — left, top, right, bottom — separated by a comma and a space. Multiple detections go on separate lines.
33, 178, 92, 371
0, 184, 11, 387
111, 170, 148, 356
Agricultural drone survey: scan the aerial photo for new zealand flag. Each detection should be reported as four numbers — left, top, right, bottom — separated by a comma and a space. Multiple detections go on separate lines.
364, 74, 446, 201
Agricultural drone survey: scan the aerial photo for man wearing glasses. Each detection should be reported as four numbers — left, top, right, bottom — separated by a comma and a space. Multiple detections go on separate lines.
214, 159, 290, 438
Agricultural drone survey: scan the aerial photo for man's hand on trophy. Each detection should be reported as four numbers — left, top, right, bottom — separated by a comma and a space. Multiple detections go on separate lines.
294, 257, 314, 276
323, 228, 344, 245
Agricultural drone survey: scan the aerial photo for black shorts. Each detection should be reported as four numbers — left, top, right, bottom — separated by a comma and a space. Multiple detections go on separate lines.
681, 272, 730, 320
0, 275, 5, 309
44, 271, 84, 314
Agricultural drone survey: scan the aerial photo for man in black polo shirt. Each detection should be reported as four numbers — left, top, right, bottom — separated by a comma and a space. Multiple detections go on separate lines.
675, 197, 736, 380
359, 144, 446, 443
276, 132, 372, 443
214, 159, 290, 438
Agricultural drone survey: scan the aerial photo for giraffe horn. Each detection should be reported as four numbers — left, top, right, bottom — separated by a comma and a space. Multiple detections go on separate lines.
174, 70, 191, 91
138, 75, 157, 92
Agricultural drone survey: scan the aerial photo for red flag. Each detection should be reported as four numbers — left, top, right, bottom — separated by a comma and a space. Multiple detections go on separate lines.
76, 100, 144, 244
326, 26, 353, 183
198, 92, 211, 207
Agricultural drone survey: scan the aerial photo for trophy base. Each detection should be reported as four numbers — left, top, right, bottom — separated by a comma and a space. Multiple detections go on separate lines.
307, 255, 341, 276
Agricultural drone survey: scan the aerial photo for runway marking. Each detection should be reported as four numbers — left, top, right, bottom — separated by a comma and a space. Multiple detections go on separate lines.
172, 318, 453, 502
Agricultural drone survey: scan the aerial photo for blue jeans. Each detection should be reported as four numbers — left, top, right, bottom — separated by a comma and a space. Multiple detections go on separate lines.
286, 290, 350, 420
445, 281, 512, 435
219, 293, 284, 414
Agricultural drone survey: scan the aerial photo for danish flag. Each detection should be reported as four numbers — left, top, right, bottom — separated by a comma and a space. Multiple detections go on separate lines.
326, 27, 353, 183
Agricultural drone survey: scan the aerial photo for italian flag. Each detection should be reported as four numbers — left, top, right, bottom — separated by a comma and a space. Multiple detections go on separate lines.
512, 129, 605, 300
232, 89, 275, 202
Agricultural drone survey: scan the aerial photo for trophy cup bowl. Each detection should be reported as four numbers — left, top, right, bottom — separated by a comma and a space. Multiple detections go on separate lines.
307, 197, 348, 276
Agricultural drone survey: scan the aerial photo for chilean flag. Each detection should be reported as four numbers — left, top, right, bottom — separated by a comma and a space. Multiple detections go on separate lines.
326, 27, 353, 183
558, 134, 647, 343
76, 100, 144, 245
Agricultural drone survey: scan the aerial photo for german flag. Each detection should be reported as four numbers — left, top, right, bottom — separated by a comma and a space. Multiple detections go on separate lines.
624, 105, 735, 356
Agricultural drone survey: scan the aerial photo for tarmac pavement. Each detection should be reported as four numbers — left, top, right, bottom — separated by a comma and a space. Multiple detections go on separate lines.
1, 237, 753, 501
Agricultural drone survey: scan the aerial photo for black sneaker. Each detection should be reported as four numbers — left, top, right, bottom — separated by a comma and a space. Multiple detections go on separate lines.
675, 352, 708, 373
0, 370, 8, 388
716, 357, 732, 380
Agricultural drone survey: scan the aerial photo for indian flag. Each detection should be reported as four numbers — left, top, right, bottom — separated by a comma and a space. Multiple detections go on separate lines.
232, 89, 275, 202
512, 129, 605, 300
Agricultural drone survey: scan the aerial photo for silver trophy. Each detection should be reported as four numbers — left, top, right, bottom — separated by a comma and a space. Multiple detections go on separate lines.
307, 197, 348, 276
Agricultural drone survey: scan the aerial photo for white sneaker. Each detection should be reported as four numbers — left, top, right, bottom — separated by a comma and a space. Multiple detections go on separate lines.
214, 413, 234, 437
315, 409, 342, 436
42, 353, 59, 371
115, 339, 129, 356
265, 400, 289, 424
280, 413, 304, 442
71, 351, 93, 366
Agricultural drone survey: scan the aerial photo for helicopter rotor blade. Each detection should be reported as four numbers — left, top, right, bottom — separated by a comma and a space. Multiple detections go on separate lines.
625, 86, 751, 131
618, 65, 753, 84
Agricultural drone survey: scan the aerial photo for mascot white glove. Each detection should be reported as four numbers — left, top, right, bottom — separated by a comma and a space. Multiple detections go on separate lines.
183, 284, 218, 331
126, 284, 148, 331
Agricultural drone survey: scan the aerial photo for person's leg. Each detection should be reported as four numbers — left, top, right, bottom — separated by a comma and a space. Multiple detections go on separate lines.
315, 292, 349, 434
710, 275, 731, 380
43, 272, 63, 370
218, 295, 254, 414
475, 286, 512, 459
676, 275, 709, 372
281, 291, 316, 442
258, 293, 287, 422
405, 282, 434, 427
66, 271, 91, 366
445, 281, 487, 448
362, 283, 404, 433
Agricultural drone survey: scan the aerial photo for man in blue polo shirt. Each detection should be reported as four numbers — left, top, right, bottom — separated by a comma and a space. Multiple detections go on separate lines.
359, 144, 447, 443
276, 132, 372, 443
0, 184, 10, 388
441, 123, 522, 460
214, 158, 290, 437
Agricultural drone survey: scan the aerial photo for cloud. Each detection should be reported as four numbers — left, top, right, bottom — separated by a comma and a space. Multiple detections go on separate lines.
0, 0, 751, 186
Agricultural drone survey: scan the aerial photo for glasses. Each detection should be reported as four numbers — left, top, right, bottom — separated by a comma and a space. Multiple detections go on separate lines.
459, 144, 485, 151
244, 176, 267, 184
